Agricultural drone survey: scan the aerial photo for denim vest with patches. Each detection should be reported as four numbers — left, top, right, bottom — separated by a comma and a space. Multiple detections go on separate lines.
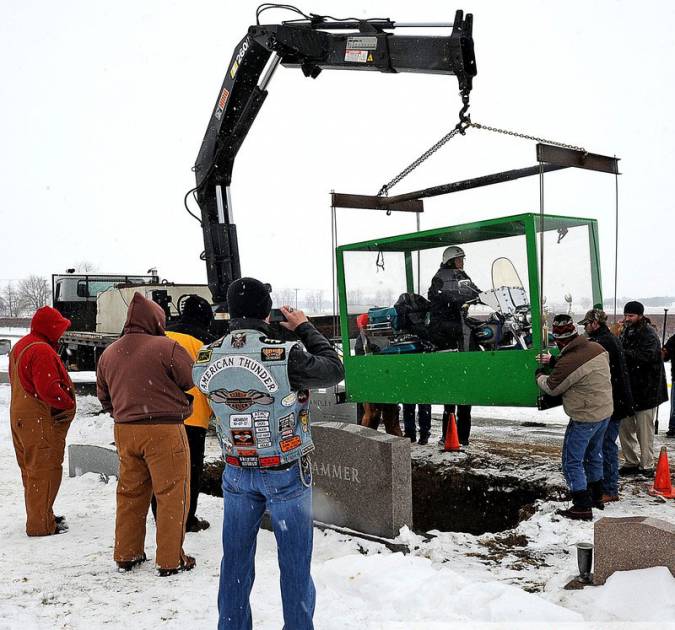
192, 329, 313, 467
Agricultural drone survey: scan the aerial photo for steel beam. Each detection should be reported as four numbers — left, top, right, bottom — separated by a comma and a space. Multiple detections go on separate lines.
536, 143, 620, 175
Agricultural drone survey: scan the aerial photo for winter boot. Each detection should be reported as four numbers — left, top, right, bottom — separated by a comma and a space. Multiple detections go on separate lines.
117, 553, 147, 573
403, 433, 417, 444
556, 490, 593, 521
186, 517, 210, 533
588, 480, 605, 511
157, 555, 196, 577
618, 465, 640, 477
418, 434, 429, 446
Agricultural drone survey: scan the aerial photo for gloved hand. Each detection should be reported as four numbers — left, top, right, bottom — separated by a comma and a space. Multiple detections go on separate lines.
534, 367, 547, 378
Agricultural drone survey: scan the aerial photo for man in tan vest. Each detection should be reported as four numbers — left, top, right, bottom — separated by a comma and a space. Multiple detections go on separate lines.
9, 306, 76, 536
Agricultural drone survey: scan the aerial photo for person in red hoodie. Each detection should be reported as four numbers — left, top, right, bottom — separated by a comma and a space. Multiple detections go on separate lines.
9, 306, 76, 536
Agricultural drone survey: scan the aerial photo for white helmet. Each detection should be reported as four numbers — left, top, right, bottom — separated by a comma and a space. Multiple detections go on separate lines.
442, 246, 465, 264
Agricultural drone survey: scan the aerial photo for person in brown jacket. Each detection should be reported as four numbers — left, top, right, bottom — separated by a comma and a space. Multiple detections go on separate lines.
536, 314, 613, 521
9, 306, 76, 536
96, 293, 196, 576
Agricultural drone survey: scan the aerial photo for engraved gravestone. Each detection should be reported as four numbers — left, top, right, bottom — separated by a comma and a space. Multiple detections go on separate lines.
594, 516, 675, 584
310, 421, 412, 539
68, 444, 120, 479
309, 389, 357, 424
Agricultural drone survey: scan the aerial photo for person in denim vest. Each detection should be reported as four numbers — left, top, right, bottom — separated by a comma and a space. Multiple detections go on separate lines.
193, 278, 343, 630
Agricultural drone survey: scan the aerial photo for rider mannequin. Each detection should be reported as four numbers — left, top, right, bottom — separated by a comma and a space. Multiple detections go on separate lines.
428, 246, 480, 446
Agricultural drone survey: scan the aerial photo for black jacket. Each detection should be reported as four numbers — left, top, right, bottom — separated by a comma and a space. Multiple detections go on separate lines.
588, 324, 634, 420
663, 333, 675, 380
427, 266, 480, 350
166, 320, 217, 346
228, 318, 344, 391
428, 266, 480, 324
620, 318, 668, 411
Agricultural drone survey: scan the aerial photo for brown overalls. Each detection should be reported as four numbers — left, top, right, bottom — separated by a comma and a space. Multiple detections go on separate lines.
113, 423, 191, 570
9, 343, 75, 536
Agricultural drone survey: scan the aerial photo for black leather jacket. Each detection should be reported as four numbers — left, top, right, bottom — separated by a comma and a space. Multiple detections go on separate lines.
227, 318, 344, 391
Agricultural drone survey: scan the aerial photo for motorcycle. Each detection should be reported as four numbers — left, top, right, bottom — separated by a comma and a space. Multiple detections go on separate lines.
463, 257, 532, 351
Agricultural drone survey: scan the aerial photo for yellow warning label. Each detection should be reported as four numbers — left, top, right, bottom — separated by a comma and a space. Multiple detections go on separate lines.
367, 53, 374, 62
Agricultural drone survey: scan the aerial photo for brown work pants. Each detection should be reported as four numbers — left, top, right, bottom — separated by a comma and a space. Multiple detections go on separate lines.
362, 403, 402, 436
114, 422, 190, 570
11, 416, 71, 536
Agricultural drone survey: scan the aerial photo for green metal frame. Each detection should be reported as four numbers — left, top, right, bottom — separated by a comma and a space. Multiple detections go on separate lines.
336, 212, 602, 407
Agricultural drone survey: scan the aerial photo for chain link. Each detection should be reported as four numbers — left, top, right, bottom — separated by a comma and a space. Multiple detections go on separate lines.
378, 127, 463, 196
469, 122, 586, 154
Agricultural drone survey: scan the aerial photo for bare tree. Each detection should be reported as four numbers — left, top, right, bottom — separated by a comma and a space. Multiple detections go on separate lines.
1, 283, 22, 317
305, 289, 325, 313
75, 260, 98, 273
18, 275, 51, 313
273, 288, 296, 308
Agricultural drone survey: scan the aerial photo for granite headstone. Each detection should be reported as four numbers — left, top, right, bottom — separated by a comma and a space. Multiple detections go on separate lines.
594, 516, 675, 585
309, 389, 357, 424
68, 444, 119, 479
310, 421, 411, 539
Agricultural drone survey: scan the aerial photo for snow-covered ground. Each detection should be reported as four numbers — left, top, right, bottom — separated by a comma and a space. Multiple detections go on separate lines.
1, 385, 675, 629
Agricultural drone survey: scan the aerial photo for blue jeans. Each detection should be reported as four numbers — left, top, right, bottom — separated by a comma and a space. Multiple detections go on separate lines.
602, 418, 621, 496
402, 404, 431, 438
561, 418, 609, 493
218, 462, 315, 630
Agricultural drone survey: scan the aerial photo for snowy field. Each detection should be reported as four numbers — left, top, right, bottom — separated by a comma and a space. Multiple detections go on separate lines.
1, 384, 675, 629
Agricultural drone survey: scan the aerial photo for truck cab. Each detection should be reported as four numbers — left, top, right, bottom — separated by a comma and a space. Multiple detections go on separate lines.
52, 273, 159, 332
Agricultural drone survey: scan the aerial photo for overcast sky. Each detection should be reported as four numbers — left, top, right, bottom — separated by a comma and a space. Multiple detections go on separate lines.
1, 0, 674, 301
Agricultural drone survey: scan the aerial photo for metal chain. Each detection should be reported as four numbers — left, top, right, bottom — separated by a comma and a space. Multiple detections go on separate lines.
469, 122, 586, 154
378, 90, 471, 197
378, 127, 464, 196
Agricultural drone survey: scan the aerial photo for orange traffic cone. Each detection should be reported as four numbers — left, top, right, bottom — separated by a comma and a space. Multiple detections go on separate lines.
648, 446, 675, 499
444, 413, 461, 452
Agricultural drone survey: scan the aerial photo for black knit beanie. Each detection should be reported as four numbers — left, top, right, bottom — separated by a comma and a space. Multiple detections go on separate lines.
180, 295, 213, 327
227, 277, 273, 320
623, 301, 644, 316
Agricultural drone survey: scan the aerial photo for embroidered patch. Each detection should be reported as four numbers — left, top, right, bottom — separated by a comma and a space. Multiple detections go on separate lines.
225, 456, 240, 467
231, 333, 247, 348
280, 435, 302, 453
259, 337, 284, 345
301, 444, 315, 456
261, 347, 286, 362
278, 413, 295, 433
231, 429, 254, 447
281, 392, 297, 407
229, 414, 252, 429
256, 440, 272, 448
196, 348, 212, 364
199, 355, 278, 393
209, 389, 274, 412
297, 390, 309, 404
259, 456, 281, 467
299, 409, 309, 433
237, 449, 256, 457
239, 456, 259, 467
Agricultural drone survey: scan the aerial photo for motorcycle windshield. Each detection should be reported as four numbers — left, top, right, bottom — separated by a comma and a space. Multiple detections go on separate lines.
478, 257, 529, 315
492, 257, 524, 290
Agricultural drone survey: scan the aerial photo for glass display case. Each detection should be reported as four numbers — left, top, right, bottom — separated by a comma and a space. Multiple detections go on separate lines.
336, 213, 602, 407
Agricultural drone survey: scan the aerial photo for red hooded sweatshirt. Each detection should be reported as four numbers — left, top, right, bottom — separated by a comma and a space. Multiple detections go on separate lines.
9, 306, 75, 410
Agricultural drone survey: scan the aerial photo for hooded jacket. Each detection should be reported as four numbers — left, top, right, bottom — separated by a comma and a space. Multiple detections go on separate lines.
536, 335, 613, 422
620, 317, 668, 411
9, 306, 75, 410
96, 293, 194, 423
